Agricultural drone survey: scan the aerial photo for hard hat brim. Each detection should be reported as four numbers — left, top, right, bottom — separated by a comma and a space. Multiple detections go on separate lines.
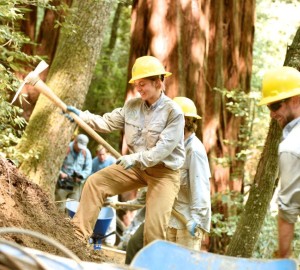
258, 87, 300, 106
129, 71, 172, 84
185, 113, 201, 119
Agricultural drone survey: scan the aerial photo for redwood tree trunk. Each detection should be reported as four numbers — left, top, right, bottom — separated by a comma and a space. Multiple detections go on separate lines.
204, 0, 255, 194
126, 0, 179, 99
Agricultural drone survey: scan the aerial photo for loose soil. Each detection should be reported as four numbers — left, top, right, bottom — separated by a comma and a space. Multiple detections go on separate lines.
0, 157, 121, 265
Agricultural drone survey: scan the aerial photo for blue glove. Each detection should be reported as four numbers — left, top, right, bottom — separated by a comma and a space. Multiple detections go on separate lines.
116, 155, 136, 170
186, 220, 198, 236
60, 111, 74, 122
67, 105, 81, 116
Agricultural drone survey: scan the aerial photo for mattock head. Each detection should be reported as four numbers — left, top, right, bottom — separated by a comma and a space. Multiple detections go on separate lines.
11, 61, 49, 104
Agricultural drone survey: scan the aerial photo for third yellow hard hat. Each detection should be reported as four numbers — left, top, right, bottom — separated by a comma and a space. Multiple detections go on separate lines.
173, 97, 201, 119
259, 66, 300, 105
129, 56, 172, 83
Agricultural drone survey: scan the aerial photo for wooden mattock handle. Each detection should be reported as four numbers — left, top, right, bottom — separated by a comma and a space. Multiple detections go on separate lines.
26, 70, 121, 159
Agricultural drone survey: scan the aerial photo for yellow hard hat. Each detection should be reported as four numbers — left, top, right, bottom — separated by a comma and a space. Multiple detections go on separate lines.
173, 97, 201, 119
129, 56, 172, 83
259, 66, 300, 105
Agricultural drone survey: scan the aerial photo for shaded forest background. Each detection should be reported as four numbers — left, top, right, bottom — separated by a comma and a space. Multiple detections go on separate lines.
1, 0, 300, 259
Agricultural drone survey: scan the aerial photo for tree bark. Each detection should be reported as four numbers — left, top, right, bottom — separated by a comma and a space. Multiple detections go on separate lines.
17, 0, 113, 197
226, 27, 300, 257
204, 0, 255, 194
126, 0, 178, 99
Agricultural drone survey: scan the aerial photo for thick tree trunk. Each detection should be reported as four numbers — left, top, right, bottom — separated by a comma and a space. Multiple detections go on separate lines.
126, 0, 178, 99
204, 0, 255, 194
17, 0, 112, 197
226, 27, 300, 257
178, 0, 210, 126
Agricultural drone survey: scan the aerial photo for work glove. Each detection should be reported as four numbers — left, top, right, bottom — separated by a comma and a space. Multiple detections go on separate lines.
62, 106, 82, 122
66, 105, 81, 116
186, 220, 202, 238
116, 154, 137, 170
62, 112, 74, 122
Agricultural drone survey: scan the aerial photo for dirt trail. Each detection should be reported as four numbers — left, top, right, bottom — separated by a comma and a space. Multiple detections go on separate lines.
0, 157, 120, 264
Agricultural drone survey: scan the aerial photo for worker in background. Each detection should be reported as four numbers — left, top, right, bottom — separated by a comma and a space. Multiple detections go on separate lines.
258, 66, 300, 258
92, 145, 117, 247
125, 97, 212, 264
168, 97, 211, 248
92, 145, 116, 173
65, 56, 185, 245
55, 134, 92, 211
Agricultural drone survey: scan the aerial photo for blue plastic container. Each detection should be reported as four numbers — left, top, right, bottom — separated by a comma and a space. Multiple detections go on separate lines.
66, 200, 114, 237
131, 240, 297, 270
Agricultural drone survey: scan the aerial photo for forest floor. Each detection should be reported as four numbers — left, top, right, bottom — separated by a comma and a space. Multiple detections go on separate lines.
0, 157, 124, 267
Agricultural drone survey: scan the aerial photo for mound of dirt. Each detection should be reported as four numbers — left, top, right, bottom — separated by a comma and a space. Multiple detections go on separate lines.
0, 157, 117, 264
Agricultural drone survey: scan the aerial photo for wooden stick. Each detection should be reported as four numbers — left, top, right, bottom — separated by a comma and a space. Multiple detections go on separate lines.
25, 68, 121, 159
107, 202, 188, 225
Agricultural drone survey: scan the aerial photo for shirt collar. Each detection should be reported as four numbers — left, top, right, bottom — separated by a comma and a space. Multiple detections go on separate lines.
184, 133, 195, 147
144, 92, 164, 110
282, 117, 300, 139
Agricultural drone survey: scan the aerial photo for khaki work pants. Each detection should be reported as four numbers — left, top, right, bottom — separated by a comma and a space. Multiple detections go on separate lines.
166, 227, 203, 251
72, 164, 180, 245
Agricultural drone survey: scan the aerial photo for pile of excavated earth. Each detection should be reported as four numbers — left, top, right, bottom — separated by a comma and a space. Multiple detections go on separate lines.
0, 157, 123, 265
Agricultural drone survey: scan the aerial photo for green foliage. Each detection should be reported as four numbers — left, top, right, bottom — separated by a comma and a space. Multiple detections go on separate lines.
252, 0, 300, 91
211, 212, 240, 238
0, 92, 27, 164
253, 211, 278, 258
293, 222, 300, 259
210, 191, 244, 253
253, 211, 300, 259
0, 1, 41, 163
213, 87, 267, 184
0, 3, 39, 72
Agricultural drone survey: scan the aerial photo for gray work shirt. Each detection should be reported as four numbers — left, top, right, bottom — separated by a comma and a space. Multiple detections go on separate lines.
169, 133, 211, 232
278, 117, 300, 214
80, 93, 185, 170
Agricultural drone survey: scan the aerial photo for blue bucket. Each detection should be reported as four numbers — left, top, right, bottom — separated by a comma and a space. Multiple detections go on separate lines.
66, 200, 114, 236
